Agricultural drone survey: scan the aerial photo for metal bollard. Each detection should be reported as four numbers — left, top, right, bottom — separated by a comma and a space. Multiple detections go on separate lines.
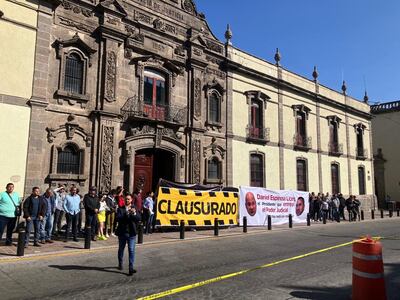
179, 220, 185, 240
138, 223, 144, 244
84, 226, 91, 249
323, 213, 327, 224
243, 216, 247, 233
361, 210, 364, 221
381, 210, 384, 219
349, 211, 352, 222
16, 229, 26, 257
371, 210, 375, 219
307, 213, 311, 226
267, 215, 272, 230
214, 218, 219, 236
289, 214, 293, 228
389, 210, 393, 218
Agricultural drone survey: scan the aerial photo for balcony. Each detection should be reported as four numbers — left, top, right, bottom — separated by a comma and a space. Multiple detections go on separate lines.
246, 125, 270, 144
356, 147, 368, 160
328, 142, 343, 156
121, 96, 187, 125
293, 133, 312, 151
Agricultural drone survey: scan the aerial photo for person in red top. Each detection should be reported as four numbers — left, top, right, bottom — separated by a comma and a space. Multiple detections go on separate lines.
116, 186, 125, 208
133, 188, 143, 213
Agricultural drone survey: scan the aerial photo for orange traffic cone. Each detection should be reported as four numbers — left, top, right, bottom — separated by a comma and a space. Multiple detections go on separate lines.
352, 237, 387, 300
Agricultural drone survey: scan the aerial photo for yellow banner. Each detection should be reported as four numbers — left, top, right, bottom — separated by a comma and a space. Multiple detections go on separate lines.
156, 187, 239, 226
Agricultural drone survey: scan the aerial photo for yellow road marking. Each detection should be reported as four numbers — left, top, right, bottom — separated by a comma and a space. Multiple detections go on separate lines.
137, 238, 375, 300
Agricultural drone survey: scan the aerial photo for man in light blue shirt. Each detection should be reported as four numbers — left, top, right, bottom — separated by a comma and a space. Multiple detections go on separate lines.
63, 186, 81, 242
0, 183, 21, 245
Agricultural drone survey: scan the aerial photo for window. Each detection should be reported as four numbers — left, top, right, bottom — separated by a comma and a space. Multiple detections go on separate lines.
296, 159, 307, 191
250, 154, 264, 187
358, 166, 366, 195
143, 69, 167, 120
209, 92, 220, 124
331, 164, 340, 194
296, 112, 306, 137
249, 99, 263, 138
64, 53, 84, 94
207, 157, 221, 181
57, 145, 81, 174
356, 127, 364, 156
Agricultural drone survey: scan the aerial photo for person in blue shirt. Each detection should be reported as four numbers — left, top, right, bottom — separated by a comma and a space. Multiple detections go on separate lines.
143, 192, 155, 234
0, 183, 21, 246
63, 186, 81, 242
40, 188, 56, 243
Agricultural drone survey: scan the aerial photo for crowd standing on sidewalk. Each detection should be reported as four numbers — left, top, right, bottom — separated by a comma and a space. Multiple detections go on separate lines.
308, 192, 362, 223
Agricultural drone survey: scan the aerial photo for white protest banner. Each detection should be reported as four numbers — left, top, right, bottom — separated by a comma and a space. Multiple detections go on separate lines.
239, 187, 309, 226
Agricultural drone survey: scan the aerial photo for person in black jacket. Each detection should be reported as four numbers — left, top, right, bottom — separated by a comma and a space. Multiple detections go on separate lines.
83, 186, 100, 241
23, 187, 47, 247
115, 193, 141, 276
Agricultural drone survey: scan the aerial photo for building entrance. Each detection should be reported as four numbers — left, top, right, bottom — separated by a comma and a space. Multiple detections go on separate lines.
134, 149, 175, 195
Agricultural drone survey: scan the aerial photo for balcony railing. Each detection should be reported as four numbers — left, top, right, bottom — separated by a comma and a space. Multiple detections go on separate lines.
328, 142, 343, 156
246, 125, 270, 143
293, 133, 312, 150
121, 96, 187, 125
356, 147, 368, 159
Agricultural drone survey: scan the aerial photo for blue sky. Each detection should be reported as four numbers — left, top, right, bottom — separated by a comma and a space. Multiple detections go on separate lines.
196, 0, 400, 104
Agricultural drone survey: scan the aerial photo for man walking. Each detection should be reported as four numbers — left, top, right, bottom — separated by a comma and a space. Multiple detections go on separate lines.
115, 193, 141, 276
83, 186, 100, 241
63, 186, 81, 242
40, 188, 55, 243
23, 187, 47, 247
0, 183, 21, 246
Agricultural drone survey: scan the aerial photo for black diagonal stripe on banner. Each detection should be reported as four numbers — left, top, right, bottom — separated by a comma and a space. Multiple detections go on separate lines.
155, 220, 161, 226
223, 192, 230, 197
179, 189, 187, 196
233, 193, 239, 198
204, 220, 212, 226
195, 191, 203, 197
218, 220, 225, 226
161, 187, 171, 194
170, 220, 179, 226
209, 192, 216, 197
188, 220, 196, 226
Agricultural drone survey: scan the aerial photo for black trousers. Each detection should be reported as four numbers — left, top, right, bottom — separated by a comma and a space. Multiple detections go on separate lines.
65, 213, 79, 240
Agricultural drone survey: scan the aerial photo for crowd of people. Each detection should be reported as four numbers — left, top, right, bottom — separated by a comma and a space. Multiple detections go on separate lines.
308, 192, 361, 222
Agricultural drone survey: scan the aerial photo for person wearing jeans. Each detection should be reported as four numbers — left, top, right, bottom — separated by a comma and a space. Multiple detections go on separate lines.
115, 194, 141, 276
0, 183, 21, 246
63, 187, 81, 242
40, 188, 56, 243
52, 185, 65, 236
143, 192, 154, 234
83, 187, 100, 241
23, 187, 47, 247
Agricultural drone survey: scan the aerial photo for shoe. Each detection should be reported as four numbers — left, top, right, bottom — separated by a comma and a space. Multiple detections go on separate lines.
24, 244, 29, 248
91, 236, 97, 241
105, 234, 110, 238
46, 240, 54, 244
39, 240, 46, 244
98, 236, 105, 241
111, 233, 116, 237
5, 242, 12, 246
118, 264, 123, 271
73, 238, 79, 242
128, 269, 137, 276
33, 242, 41, 247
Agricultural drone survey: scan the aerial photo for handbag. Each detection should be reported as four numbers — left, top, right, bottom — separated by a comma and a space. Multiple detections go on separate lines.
7, 193, 21, 217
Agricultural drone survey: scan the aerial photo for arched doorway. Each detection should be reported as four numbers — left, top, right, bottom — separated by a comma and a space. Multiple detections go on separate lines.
134, 148, 175, 194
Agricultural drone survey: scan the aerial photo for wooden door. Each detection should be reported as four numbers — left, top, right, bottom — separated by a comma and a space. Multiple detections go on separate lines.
134, 153, 153, 196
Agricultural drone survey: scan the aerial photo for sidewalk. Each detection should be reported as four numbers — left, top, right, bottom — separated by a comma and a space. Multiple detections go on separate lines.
1, 211, 396, 261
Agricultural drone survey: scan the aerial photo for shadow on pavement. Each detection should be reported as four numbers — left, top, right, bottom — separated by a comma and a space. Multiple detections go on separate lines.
49, 265, 127, 275
281, 262, 400, 300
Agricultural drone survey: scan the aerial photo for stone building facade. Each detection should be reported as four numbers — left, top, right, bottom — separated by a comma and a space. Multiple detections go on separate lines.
24, 0, 230, 195
371, 101, 400, 208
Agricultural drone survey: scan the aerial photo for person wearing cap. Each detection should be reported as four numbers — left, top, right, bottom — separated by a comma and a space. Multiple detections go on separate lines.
83, 186, 100, 241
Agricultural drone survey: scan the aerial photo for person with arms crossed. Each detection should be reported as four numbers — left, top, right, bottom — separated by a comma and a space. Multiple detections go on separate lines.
0, 183, 21, 246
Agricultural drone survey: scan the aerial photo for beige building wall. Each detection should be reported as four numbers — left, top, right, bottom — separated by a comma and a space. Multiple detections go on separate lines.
0, 0, 38, 195
229, 46, 374, 207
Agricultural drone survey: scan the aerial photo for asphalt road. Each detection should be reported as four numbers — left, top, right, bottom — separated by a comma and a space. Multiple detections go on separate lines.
0, 219, 399, 300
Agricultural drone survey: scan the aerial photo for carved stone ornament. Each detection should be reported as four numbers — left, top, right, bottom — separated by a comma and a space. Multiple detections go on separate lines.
174, 45, 186, 57
192, 139, 201, 184
61, 0, 93, 17
57, 16, 94, 34
105, 51, 117, 102
101, 126, 114, 193
130, 125, 156, 136
203, 137, 225, 159
46, 114, 92, 147
182, 0, 197, 15
194, 78, 202, 119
